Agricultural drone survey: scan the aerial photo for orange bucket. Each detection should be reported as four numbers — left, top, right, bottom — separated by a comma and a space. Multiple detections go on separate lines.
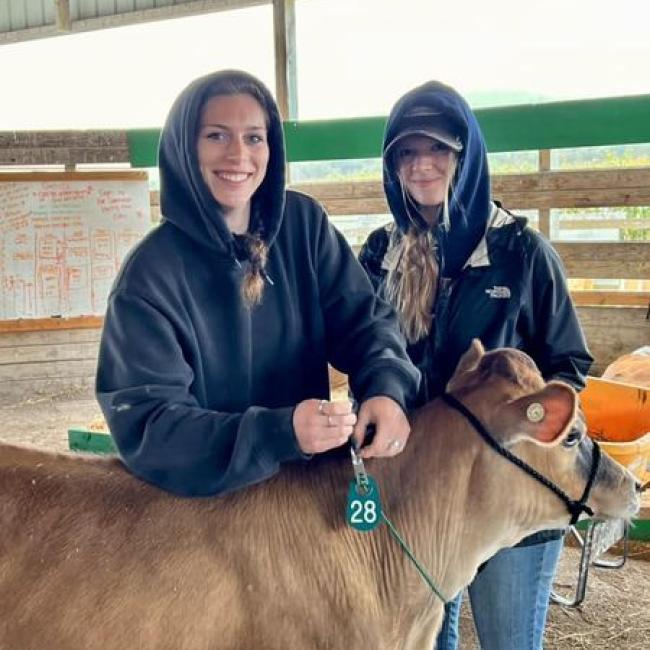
580, 376, 650, 483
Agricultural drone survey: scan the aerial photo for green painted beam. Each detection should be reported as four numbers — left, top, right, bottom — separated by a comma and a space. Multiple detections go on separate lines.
126, 93, 650, 167
127, 129, 161, 168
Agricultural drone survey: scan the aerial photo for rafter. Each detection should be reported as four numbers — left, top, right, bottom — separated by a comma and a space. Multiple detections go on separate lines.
54, 0, 71, 32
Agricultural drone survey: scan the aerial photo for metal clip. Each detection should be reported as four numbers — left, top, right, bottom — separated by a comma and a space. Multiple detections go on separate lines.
350, 444, 370, 495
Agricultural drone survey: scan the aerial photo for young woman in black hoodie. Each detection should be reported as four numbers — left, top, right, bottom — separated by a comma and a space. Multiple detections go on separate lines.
96, 70, 419, 497
360, 81, 593, 650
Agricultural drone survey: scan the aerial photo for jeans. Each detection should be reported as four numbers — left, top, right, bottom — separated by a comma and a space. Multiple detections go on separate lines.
435, 538, 563, 650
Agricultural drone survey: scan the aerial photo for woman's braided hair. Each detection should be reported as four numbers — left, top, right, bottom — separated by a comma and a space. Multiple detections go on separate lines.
384, 228, 439, 343
384, 155, 457, 343
240, 231, 268, 306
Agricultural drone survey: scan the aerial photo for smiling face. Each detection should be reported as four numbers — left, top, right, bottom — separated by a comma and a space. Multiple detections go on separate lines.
395, 134, 456, 221
196, 93, 270, 233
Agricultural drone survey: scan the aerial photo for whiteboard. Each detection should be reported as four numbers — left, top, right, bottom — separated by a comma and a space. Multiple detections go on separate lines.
0, 172, 151, 320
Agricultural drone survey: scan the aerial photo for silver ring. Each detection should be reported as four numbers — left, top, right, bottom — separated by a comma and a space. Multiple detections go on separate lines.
388, 439, 402, 451
327, 415, 334, 427
318, 399, 327, 414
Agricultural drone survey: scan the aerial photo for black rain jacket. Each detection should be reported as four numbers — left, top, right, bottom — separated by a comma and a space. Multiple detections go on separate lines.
360, 81, 593, 546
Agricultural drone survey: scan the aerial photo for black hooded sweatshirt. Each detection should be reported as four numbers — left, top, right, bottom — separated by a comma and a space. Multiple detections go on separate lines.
96, 70, 419, 497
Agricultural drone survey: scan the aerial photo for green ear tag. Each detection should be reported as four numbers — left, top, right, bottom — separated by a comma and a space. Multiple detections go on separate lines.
346, 475, 382, 532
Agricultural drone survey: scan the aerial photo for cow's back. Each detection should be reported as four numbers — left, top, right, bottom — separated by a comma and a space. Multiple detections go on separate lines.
0, 443, 381, 650
0, 444, 250, 649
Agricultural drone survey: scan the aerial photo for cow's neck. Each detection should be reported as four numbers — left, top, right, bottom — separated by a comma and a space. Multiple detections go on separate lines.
353, 402, 527, 624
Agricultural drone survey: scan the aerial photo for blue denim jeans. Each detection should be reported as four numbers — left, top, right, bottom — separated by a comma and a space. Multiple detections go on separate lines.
435, 538, 563, 650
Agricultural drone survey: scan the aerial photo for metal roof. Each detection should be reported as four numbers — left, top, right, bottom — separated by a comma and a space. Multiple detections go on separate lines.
0, 0, 268, 45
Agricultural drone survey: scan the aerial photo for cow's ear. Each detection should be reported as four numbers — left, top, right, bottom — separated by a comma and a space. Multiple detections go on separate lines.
501, 381, 577, 446
446, 339, 485, 392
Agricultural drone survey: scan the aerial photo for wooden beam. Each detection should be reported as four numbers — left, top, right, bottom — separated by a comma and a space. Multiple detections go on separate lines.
0, 170, 147, 182
578, 305, 650, 374
556, 218, 650, 231
571, 291, 650, 307
556, 243, 650, 280
0, 340, 99, 365
290, 168, 650, 214
0, 317, 103, 334
54, 0, 71, 32
273, 0, 298, 120
0, 131, 130, 166
537, 149, 551, 236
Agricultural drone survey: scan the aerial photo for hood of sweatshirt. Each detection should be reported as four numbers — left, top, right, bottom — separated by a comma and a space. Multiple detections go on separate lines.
158, 70, 286, 259
383, 80, 491, 277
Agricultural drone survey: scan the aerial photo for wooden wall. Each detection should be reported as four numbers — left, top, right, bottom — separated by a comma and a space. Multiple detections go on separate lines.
292, 172, 650, 376
0, 326, 100, 405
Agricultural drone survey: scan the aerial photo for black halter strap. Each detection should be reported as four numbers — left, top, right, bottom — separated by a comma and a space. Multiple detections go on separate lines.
441, 393, 600, 526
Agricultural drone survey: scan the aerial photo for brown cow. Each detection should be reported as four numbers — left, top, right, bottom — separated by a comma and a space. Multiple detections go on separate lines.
0, 342, 641, 650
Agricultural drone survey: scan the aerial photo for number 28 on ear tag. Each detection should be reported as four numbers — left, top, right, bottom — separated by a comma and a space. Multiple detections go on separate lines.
346, 476, 382, 532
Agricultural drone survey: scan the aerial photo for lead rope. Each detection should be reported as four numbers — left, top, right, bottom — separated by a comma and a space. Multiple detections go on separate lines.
349, 444, 447, 603
381, 513, 448, 603
441, 393, 600, 525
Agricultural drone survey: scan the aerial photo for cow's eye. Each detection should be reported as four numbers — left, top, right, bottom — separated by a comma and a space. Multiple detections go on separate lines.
563, 425, 585, 448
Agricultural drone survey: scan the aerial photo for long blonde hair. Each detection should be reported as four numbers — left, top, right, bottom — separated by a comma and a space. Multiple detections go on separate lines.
385, 157, 457, 343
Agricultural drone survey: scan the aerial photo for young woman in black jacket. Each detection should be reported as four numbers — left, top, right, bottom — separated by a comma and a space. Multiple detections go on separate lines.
359, 80, 593, 650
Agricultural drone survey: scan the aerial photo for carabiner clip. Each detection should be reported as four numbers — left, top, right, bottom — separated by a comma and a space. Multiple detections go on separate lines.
350, 444, 370, 495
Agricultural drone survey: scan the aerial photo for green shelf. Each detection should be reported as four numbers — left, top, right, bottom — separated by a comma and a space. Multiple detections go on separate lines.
68, 428, 117, 455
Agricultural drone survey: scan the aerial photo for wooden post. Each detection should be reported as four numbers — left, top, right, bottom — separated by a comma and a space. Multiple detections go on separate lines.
54, 0, 72, 32
538, 149, 551, 237
272, 0, 298, 120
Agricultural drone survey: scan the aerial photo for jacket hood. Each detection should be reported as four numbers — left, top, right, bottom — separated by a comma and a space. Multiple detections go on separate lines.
158, 70, 286, 257
383, 80, 491, 276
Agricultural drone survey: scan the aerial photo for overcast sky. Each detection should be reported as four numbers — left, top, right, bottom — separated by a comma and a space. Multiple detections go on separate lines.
2, 0, 649, 128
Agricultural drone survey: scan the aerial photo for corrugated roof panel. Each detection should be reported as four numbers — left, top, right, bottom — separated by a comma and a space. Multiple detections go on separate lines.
43, 0, 55, 23
0, 4, 10, 33
96, 1, 117, 19
77, 0, 98, 20
0, 0, 268, 44
115, 0, 134, 13
8, 0, 28, 31
25, 0, 47, 28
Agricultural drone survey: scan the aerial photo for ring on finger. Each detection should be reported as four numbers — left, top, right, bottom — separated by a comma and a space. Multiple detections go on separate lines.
318, 399, 327, 414
387, 439, 402, 452
327, 415, 334, 427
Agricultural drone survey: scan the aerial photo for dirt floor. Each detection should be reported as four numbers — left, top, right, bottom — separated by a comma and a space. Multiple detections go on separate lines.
1, 389, 648, 649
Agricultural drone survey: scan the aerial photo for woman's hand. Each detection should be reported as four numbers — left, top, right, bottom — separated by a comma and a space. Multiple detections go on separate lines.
293, 399, 357, 454
352, 396, 410, 459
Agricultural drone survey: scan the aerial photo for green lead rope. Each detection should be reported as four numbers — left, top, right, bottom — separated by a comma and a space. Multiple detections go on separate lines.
348, 442, 447, 604
381, 513, 448, 604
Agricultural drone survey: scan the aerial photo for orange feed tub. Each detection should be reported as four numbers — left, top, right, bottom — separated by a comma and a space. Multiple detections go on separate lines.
580, 376, 650, 483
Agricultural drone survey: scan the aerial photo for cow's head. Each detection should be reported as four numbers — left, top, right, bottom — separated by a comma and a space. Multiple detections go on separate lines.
445, 340, 641, 529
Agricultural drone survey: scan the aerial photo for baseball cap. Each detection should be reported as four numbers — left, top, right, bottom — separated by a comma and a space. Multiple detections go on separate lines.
385, 106, 463, 154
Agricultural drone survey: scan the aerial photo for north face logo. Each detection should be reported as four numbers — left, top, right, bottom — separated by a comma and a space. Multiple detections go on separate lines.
485, 286, 511, 299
